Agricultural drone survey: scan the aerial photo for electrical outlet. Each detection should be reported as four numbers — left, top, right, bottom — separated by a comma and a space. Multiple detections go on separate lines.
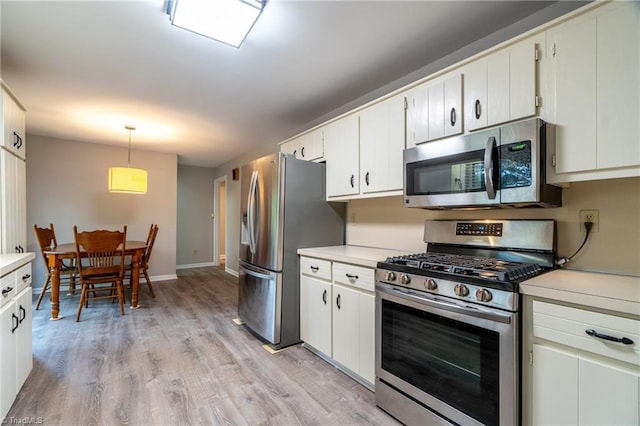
579, 210, 599, 233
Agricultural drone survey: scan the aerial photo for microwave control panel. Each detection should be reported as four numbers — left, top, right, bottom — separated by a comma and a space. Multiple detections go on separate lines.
455, 222, 503, 237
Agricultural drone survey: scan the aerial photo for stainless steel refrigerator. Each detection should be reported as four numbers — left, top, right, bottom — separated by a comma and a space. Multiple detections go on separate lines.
238, 152, 345, 349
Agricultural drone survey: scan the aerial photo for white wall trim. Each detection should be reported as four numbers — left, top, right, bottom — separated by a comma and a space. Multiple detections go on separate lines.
213, 175, 227, 267
176, 262, 215, 270
225, 267, 238, 278
149, 274, 179, 281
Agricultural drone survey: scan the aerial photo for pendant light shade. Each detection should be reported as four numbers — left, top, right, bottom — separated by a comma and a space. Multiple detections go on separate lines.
108, 125, 148, 194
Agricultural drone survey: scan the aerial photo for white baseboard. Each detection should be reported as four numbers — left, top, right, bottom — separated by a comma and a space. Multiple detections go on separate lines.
225, 267, 239, 278
176, 262, 215, 270
149, 274, 178, 281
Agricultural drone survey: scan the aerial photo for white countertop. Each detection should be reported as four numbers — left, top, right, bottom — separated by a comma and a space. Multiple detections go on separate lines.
297, 245, 409, 268
520, 269, 640, 316
0, 252, 35, 277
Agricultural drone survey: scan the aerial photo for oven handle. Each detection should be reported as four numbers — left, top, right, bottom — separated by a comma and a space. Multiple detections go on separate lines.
378, 284, 512, 324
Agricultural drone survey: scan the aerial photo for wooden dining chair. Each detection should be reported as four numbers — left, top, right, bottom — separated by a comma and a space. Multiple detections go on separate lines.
73, 226, 127, 322
33, 223, 78, 310
126, 224, 158, 298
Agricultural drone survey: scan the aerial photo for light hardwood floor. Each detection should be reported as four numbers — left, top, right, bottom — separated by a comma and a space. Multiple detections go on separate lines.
8, 266, 399, 425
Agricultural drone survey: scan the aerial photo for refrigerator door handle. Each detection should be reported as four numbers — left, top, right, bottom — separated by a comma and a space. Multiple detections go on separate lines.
240, 261, 275, 281
247, 170, 259, 254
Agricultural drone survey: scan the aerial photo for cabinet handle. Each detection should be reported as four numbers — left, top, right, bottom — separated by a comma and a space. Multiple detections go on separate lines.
292, 149, 297, 158
310, 265, 319, 272
2, 286, 13, 296
450, 107, 457, 127
322, 289, 327, 305
365, 172, 370, 186
350, 174, 355, 188
301, 146, 305, 158
13, 131, 23, 149
474, 99, 482, 119
19, 305, 26, 323
22, 274, 31, 281
585, 329, 634, 345
12, 313, 19, 333
345, 273, 359, 280
336, 294, 341, 310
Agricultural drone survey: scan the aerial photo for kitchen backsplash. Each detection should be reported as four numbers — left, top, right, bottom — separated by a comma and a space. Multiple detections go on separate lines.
345, 177, 640, 277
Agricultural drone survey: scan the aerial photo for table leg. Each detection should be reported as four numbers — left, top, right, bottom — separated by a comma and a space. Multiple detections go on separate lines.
130, 251, 141, 309
48, 255, 62, 320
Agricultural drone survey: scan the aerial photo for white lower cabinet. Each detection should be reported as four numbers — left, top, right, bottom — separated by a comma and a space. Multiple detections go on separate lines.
299, 256, 375, 388
527, 299, 639, 426
0, 261, 33, 421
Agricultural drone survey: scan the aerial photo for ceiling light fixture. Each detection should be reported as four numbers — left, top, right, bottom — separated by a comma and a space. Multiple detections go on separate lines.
108, 125, 148, 194
167, 0, 265, 48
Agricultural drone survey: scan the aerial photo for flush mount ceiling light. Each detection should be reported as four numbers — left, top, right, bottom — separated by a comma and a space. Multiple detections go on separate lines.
108, 125, 148, 194
167, 0, 265, 48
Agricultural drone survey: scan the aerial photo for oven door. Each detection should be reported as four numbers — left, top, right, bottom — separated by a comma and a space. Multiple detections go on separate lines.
375, 283, 518, 426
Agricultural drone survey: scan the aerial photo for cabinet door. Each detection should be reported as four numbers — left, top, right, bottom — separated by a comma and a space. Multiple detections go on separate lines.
427, 81, 445, 141
280, 139, 299, 157
359, 93, 405, 194
510, 37, 537, 121
443, 74, 463, 137
358, 292, 375, 384
15, 287, 32, 392
1, 90, 26, 160
406, 83, 428, 147
332, 284, 359, 373
487, 50, 510, 126
303, 128, 324, 161
0, 301, 17, 420
579, 357, 639, 425
596, 4, 640, 170
325, 114, 359, 198
299, 275, 332, 356
548, 15, 597, 174
532, 344, 578, 425
464, 60, 488, 131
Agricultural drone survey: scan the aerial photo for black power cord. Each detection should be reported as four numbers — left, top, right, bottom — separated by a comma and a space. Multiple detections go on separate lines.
557, 221, 593, 266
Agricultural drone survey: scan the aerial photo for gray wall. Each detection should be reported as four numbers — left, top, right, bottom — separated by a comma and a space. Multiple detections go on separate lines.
27, 135, 178, 291
176, 165, 215, 267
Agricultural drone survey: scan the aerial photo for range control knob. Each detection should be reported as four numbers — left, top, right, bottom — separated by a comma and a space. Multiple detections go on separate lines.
454, 284, 469, 297
400, 274, 411, 285
425, 279, 438, 291
476, 288, 493, 302
385, 271, 397, 282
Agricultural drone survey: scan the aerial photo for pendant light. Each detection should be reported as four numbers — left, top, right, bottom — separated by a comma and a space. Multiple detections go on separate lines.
108, 125, 148, 194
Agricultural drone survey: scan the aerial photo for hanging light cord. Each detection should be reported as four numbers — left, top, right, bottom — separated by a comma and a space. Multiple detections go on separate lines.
125, 125, 135, 167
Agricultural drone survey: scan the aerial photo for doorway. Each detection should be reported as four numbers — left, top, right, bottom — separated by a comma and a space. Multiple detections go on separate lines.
213, 176, 227, 267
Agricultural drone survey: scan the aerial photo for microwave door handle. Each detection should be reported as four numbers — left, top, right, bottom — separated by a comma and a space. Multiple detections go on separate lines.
484, 136, 497, 200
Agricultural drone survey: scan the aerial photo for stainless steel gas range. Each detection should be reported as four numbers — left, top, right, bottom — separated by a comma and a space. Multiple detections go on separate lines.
375, 219, 556, 426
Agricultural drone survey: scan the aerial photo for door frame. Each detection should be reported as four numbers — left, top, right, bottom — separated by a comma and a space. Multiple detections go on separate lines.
213, 175, 227, 266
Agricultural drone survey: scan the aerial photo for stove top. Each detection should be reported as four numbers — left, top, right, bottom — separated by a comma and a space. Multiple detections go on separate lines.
379, 252, 544, 284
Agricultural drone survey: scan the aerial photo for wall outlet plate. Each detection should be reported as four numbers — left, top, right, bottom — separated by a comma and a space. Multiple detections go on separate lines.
579, 209, 599, 233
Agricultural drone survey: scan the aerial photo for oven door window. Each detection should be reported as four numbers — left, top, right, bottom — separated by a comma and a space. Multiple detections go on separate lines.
406, 149, 490, 196
381, 299, 500, 425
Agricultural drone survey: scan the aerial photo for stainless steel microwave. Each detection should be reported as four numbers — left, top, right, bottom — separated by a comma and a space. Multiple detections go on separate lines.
403, 118, 562, 209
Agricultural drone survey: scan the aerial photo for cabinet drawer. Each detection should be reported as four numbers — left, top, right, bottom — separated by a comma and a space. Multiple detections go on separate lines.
14, 263, 31, 293
300, 256, 332, 281
0, 273, 15, 307
533, 301, 639, 366
332, 263, 375, 292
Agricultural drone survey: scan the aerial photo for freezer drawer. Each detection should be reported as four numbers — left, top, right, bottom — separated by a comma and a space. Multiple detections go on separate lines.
238, 261, 282, 346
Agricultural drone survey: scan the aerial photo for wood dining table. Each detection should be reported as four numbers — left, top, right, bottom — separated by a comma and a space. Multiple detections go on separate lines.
43, 240, 147, 320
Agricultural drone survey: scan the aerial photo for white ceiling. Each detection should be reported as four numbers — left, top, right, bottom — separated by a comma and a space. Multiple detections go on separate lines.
1, 0, 577, 168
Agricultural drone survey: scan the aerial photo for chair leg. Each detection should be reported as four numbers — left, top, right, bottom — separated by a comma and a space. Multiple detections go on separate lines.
35, 274, 52, 310
143, 270, 155, 298
76, 285, 88, 322
117, 281, 125, 316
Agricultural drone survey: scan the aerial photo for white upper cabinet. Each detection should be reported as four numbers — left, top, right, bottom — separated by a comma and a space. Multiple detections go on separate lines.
359, 93, 405, 195
325, 114, 360, 198
464, 35, 540, 131
279, 127, 324, 162
547, 1, 640, 182
1, 86, 26, 160
406, 73, 462, 147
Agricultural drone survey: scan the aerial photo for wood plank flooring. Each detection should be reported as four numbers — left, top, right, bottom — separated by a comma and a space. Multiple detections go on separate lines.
8, 266, 399, 425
